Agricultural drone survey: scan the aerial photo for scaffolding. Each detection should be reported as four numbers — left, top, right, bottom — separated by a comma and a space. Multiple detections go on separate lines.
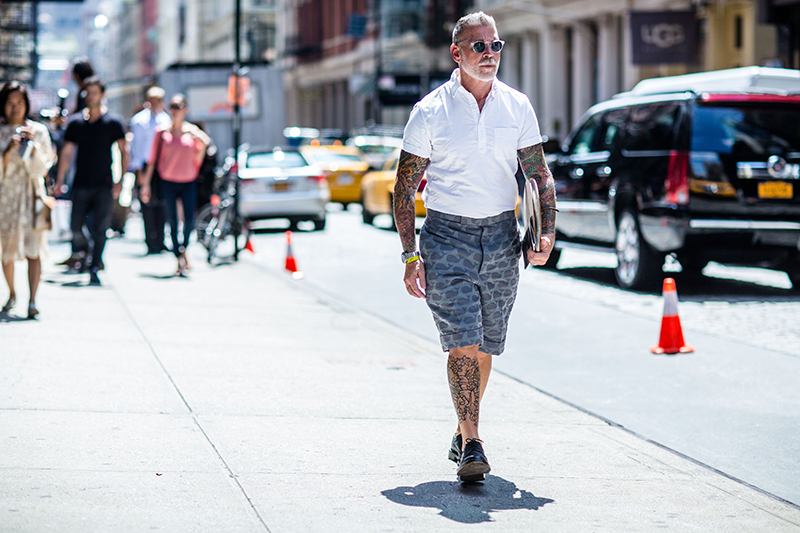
0, 1, 37, 85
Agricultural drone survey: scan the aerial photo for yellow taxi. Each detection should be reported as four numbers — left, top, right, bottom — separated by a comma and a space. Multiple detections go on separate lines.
360, 149, 426, 227
299, 144, 370, 206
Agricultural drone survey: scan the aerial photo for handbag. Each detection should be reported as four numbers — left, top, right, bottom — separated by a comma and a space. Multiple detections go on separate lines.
521, 179, 542, 268
33, 177, 56, 231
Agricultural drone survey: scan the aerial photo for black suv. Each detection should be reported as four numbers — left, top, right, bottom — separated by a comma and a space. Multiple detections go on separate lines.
548, 68, 800, 290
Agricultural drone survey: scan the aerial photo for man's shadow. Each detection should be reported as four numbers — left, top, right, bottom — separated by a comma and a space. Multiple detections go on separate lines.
382, 475, 553, 524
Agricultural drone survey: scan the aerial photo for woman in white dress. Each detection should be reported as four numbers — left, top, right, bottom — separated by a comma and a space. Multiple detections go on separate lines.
0, 81, 56, 318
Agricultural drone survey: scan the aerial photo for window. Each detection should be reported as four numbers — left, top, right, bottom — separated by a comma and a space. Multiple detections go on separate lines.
247, 152, 308, 169
306, 151, 365, 165
569, 113, 603, 155
691, 105, 800, 155
596, 109, 629, 152
622, 104, 679, 152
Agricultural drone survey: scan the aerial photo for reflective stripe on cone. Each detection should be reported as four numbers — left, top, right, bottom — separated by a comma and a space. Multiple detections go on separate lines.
651, 277, 694, 354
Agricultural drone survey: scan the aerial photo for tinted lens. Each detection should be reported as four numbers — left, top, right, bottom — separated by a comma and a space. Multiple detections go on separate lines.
471, 41, 486, 53
490, 40, 504, 53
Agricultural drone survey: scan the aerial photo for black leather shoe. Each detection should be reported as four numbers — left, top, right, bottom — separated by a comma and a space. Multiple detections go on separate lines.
448, 433, 462, 463
457, 439, 490, 482
88, 268, 101, 286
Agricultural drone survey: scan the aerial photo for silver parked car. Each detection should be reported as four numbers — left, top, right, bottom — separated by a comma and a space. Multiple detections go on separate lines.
237, 146, 330, 231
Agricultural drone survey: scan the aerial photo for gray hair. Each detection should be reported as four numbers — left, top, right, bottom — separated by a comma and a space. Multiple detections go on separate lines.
452, 11, 497, 44
146, 86, 165, 100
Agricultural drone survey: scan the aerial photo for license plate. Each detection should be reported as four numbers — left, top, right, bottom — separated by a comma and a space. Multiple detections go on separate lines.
336, 174, 354, 186
273, 181, 290, 192
758, 181, 793, 199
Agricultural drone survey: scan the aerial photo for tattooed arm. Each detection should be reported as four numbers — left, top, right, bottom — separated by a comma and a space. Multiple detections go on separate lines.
518, 143, 557, 266
393, 150, 429, 298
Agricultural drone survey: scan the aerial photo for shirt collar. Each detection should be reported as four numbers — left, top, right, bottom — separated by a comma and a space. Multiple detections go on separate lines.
450, 68, 498, 102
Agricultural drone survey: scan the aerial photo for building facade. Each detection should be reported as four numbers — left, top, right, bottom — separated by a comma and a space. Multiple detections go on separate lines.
278, 0, 472, 135
156, 0, 277, 72
478, 0, 781, 143
763, 0, 800, 69
278, 0, 789, 144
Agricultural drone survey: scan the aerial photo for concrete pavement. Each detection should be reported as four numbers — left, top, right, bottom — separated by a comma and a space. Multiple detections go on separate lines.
1, 227, 800, 532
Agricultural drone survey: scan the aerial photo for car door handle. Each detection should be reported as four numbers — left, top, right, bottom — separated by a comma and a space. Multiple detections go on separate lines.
596, 166, 612, 177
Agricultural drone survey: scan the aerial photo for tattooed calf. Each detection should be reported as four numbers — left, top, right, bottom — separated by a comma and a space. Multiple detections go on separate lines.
447, 354, 481, 425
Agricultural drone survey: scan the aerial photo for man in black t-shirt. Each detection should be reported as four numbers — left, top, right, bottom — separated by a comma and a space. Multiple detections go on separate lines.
55, 77, 128, 285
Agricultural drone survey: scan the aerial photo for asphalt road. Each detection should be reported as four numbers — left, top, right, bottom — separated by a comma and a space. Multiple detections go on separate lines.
242, 206, 800, 507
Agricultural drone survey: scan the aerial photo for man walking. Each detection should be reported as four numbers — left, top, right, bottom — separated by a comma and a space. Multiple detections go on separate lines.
393, 11, 557, 482
129, 86, 170, 254
54, 77, 128, 285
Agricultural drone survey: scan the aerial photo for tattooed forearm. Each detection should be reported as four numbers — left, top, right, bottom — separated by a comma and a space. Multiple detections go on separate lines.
518, 144, 557, 235
447, 354, 481, 426
393, 150, 429, 253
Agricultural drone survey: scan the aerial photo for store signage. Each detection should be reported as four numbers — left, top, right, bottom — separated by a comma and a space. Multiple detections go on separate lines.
630, 11, 698, 65
378, 74, 421, 106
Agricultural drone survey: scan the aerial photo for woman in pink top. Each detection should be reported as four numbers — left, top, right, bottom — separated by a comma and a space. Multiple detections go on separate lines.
141, 94, 210, 275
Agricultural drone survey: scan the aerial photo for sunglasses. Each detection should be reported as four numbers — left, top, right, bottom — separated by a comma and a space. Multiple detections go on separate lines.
169, 104, 186, 110
460, 40, 505, 54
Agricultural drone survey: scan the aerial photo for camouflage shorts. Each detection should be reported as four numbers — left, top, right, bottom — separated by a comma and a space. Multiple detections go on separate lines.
420, 209, 521, 356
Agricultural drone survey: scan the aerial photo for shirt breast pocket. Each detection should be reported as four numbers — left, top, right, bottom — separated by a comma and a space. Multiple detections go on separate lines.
493, 127, 518, 161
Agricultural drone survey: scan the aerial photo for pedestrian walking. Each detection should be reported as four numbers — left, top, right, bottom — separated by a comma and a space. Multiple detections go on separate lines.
70, 57, 94, 114
0, 81, 56, 318
129, 86, 170, 254
54, 77, 128, 286
393, 11, 557, 482
140, 94, 210, 276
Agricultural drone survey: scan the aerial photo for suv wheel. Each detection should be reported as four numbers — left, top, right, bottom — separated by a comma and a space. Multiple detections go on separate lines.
614, 209, 662, 291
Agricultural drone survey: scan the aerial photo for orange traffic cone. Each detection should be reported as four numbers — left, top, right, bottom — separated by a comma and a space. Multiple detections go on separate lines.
651, 278, 694, 354
284, 231, 301, 276
244, 238, 256, 254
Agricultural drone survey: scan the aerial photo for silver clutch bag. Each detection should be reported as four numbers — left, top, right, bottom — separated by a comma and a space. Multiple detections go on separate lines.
521, 179, 541, 267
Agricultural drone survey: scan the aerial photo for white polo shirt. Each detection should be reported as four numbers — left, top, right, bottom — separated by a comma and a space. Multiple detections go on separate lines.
402, 69, 543, 219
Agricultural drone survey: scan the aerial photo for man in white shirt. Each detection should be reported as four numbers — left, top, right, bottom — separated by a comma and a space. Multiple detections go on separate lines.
394, 11, 557, 482
129, 86, 171, 254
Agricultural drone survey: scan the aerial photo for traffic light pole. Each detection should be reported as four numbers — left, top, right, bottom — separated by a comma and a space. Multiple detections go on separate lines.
233, 0, 242, 260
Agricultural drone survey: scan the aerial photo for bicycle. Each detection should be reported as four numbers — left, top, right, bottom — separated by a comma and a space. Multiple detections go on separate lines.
195, 159, 251, 264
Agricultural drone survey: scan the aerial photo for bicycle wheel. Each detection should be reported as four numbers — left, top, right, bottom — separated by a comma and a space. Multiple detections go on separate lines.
195, 204, 215, 250
208, 207, 232, 263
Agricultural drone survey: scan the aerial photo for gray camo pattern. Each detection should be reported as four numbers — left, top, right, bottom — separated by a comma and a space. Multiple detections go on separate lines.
420, 210, 521, 356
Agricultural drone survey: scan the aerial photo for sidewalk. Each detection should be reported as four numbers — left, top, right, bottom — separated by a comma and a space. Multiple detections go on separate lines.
2, 230, 800, 532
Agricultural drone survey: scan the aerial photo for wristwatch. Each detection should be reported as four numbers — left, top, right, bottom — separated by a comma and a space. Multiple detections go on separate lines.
401, 251, 420, 264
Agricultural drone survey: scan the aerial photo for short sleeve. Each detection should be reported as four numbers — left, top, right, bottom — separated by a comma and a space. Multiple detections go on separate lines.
64, 118, 81, 144
517, 98, 544, 150
112, 117, 126, 143
147, 130, 162, 165
401, 103, 432, 159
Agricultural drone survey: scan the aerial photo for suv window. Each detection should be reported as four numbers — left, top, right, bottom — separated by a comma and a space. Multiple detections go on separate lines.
691, 104, 800, 155
569, 113, 603, 155
622, 103, 680, 152
596, 109, 629, 152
